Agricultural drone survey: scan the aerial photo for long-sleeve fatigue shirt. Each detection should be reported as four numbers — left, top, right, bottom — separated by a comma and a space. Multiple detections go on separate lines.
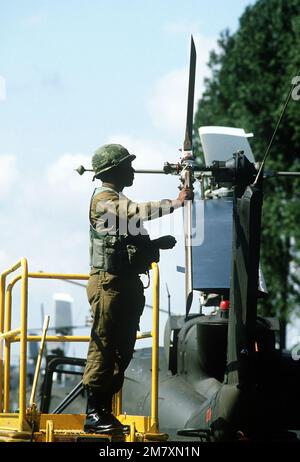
90, 183, 175, 237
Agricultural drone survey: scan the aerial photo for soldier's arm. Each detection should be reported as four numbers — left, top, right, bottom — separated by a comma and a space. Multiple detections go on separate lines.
126, 187, 193, 222
93, 188, 193, 223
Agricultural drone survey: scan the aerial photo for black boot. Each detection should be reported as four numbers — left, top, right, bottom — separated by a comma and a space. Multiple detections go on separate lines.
84, 387, 129, 435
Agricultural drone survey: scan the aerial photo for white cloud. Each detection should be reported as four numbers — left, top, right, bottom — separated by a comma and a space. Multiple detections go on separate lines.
147, 68, 188, 137
0, 155, 19, 198
147, 34, 217, 136
104, 134, 185, 206
0, 153, 94, 273
105, 134, 177, 169
46, 153, 92, 196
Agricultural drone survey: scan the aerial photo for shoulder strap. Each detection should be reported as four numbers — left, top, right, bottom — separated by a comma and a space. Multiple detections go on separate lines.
89, 186, 119, 233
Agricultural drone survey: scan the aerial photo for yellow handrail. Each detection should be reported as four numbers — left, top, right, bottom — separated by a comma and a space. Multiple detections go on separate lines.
10, 331, 149, 343
0, 274, 5, 412
0, 259, 24, 416
0, 328, 21, 340
0, 259, 161, 435
151, 262, 159, 431
4, 274, 21, 413
19, 257, 28, 431
2, 266, 90, 417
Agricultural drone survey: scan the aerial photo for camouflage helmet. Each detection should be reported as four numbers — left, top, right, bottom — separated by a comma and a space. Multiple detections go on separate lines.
92, 144, 136, 176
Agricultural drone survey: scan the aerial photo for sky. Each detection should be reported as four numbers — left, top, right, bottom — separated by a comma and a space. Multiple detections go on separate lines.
0, 0, 258, 361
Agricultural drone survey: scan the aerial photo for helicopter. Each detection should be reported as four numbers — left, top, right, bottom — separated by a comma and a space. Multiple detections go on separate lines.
37, 36, 300, 442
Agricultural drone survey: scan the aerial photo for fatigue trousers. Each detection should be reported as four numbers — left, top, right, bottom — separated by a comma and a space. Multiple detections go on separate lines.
83, 271, 145, 395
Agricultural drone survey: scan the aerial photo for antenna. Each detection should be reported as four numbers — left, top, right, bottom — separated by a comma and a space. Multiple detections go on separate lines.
254, 72, 300, 184
166, 283, 171, 316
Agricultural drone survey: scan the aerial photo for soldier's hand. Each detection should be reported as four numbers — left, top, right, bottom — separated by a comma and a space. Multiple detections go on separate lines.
156, 235, 177, 249
177, 186, 194, 204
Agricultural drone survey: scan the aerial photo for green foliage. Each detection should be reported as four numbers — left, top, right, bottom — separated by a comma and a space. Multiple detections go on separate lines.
194, 0, 300, 321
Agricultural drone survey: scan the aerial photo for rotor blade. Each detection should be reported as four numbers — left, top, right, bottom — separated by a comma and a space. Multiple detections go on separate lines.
144, 303, 170, 315
183, 36, 196, 317
28, 325, 88, 332
183, 36, 196, 151
184, 173, 194, 317
134, 169, 165, 174
63, 279, 87, 288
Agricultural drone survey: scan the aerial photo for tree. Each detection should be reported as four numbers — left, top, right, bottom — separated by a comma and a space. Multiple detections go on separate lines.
194, 0, 300, 323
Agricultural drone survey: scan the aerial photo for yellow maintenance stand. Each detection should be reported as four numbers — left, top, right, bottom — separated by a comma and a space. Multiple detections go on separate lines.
0, 258, 167, 442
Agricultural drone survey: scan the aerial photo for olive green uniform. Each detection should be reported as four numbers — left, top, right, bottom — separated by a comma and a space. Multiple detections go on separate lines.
83, 185, 174, 394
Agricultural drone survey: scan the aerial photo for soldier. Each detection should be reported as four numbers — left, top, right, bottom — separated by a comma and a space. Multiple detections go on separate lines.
83, 143, 193, 434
